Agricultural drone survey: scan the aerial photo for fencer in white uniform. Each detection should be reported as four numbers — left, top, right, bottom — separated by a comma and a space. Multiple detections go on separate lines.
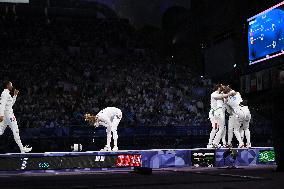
225, 104, 237, 148
211, 88, 236, 148
220, 121, 227, 147
0, 81, 32, 153
93, 107, 122, 151
208, 84, 232, 148
225, 87, 251, 148
238, 105, 251, 148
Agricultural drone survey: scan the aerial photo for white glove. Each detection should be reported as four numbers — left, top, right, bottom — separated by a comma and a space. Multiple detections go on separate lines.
94, 122, 99, 127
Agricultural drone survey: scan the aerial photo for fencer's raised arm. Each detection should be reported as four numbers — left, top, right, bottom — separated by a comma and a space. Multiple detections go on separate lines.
11, 96, 17, 106
0, 90, 9, 117
211, 92, 231, 100
11, 89, 19, 106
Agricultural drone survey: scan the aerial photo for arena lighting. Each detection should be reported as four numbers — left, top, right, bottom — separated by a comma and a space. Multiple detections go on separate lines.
200, 75, 204, 78
233, 64, 237, 68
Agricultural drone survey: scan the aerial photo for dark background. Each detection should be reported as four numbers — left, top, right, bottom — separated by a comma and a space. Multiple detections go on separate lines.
0, 0, 283, 169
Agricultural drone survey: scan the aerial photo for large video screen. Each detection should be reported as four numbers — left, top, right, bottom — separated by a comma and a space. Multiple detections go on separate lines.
248, 1, 284, 65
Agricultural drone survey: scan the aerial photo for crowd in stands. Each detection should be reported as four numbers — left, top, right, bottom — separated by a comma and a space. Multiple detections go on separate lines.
0, 17, 211, 128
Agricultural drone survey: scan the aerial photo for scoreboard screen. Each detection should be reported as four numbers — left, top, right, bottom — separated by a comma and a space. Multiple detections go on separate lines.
248, 1, 284, 65
191, 150, 215, 167
258, 150, 275, 164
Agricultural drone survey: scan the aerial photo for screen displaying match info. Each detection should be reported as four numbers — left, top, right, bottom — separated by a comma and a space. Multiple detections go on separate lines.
248, 1, 284, 65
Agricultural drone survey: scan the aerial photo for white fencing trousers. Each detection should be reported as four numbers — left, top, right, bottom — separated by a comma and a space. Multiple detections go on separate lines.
105, 114, 122, 148
208, 118, 218, 145
221, 125, 227, 145
212, 109, 226, 145
239, 120, 251, 144
236, 106, 251, 145
227, 115, 243, 145
0, 114, 24, 151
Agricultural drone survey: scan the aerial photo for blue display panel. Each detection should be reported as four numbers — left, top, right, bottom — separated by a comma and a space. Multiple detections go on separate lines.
248, 1, 284, 65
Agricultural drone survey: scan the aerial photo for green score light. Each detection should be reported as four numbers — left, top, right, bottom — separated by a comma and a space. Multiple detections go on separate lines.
259, 150, 275, 163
